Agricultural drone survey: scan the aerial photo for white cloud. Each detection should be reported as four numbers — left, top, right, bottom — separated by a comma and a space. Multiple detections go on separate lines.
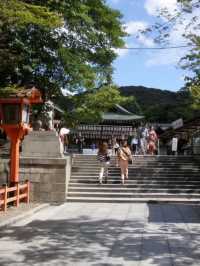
113, 0, 200, 64
137, 35, 155, 47
145, 0, 178, 17
114, 20, 155, 58
124, 20, 155, 48
146, 48, 187, 66
125, 21, 148, 35
144, 0, 200, 66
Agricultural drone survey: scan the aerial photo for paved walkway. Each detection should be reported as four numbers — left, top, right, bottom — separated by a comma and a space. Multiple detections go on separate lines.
1, 203, 200, 266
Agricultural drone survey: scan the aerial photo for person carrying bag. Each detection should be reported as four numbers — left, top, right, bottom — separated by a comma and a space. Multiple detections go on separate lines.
117, 141, 132, 184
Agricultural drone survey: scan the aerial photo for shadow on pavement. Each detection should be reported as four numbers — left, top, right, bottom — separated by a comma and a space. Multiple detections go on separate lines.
1, 203, 200, 265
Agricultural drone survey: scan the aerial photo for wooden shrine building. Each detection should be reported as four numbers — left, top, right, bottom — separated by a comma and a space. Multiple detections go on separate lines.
72, 104, 144, 146
160, 116, 200, 155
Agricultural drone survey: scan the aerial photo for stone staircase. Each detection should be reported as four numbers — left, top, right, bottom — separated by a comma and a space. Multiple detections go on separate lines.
67, 155, 200, 203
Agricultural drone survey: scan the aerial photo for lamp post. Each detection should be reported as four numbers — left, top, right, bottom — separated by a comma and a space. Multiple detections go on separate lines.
0, 88, 42, 184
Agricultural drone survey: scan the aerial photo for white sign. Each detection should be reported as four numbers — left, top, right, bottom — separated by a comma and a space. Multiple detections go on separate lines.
172, 137, 178, 152
171, 118, 183, 129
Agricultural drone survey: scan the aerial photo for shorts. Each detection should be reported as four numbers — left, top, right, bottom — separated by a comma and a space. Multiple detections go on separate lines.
114, 147, 119, 154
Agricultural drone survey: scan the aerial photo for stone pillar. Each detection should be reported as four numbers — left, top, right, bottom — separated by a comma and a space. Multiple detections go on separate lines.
19, 156, 72, 203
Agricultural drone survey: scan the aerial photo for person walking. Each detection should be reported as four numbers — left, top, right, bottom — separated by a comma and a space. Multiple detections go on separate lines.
117, 141, 132, 184
139, 124, 149, 155
97, 142, 110, 184
76, 133, 84, 153
63, 134, 69, 153
131, 128, 139, 155
112, 137, 120, 166
147, 126, 158, 155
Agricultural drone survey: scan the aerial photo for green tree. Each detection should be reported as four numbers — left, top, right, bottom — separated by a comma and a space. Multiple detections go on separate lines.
61, 85, 133, 126
142, 0, 200, 114
0, 0, 126, 99
181, 35, 200, 108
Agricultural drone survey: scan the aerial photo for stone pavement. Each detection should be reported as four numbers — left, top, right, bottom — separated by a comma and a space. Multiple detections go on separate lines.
0, 203, 46, 227
1, 203, 200, 265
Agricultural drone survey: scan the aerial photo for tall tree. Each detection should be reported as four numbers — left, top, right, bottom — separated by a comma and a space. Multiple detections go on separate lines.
143, 0, 200, 111
0, 0, 126, 99
58, 85, 134, 126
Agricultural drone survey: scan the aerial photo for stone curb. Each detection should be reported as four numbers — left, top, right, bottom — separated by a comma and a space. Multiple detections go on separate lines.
0, 203, 49, 228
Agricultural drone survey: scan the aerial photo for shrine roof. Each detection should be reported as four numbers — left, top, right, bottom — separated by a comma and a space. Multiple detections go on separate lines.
102, 112, 144, 121
0, 87, 42, 103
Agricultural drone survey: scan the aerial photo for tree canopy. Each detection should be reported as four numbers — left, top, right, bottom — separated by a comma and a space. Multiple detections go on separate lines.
56, 85, 134, 127
0, 0, 126, 99
142, 0, 200, 112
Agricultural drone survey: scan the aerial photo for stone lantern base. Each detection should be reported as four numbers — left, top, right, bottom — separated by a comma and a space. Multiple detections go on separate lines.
21, 131, 63, 158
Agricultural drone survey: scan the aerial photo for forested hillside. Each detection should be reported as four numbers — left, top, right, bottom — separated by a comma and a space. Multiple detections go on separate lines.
119, 86, 198, 122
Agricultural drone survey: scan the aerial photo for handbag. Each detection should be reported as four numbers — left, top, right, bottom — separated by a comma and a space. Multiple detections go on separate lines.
128, 158, 133, 164
106, 155, 111, 162
121, 148, 132, 164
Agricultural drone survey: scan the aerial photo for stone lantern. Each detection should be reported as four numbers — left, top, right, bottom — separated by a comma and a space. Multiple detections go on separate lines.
0, 87, 42, 184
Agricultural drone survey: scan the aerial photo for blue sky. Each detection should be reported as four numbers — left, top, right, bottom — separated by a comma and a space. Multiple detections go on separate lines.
106, 0, 196, 92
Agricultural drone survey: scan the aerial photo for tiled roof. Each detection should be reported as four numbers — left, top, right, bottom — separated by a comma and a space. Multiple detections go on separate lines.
102, 112, 144, 121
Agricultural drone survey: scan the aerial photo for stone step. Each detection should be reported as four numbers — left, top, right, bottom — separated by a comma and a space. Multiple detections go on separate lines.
74, 161, 198, 165
67, 191, 200, 198
73, 157, 198, 161
73, 156, 197, 160
69, 154, 200, 203
71, 175, 200, 179
74, 164, 199, 168
72, 167, 200, 172
71, 172, 199, 179
73, 163, 199, 168
73, 155, 196, 158
69, 177, 200, 186
73, 158, 199, 164
72, 169, 200, 173
66, 196, 200, 203
68, 187, 200, 193
69, 183, 200, 188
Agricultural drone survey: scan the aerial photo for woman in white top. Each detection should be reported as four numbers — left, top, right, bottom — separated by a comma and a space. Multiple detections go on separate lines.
112, 138, 120, 166
97, 142, 110, 184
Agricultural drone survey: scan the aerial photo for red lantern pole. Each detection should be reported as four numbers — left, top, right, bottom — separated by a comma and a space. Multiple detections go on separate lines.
10, 135, 20, 184
0, 88, 42, 185
1, 125, 29, 184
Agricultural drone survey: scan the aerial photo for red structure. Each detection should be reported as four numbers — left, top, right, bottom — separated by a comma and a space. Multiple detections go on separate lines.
0, 87, 42, 184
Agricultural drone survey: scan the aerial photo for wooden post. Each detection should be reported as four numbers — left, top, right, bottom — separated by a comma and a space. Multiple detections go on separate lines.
3, 184, 7, 212
16, 182, 20, 207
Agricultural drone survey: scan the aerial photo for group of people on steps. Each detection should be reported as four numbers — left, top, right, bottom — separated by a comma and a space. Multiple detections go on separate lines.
127, 125, 158, 155
97, 141, 132, 185
97, 125, 158, 185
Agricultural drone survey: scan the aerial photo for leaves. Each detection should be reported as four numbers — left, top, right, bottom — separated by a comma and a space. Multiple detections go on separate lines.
62, 85, 131, 126
0, 0, 62, 28
0, 0, 126, 99
189, 84, 200, 109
